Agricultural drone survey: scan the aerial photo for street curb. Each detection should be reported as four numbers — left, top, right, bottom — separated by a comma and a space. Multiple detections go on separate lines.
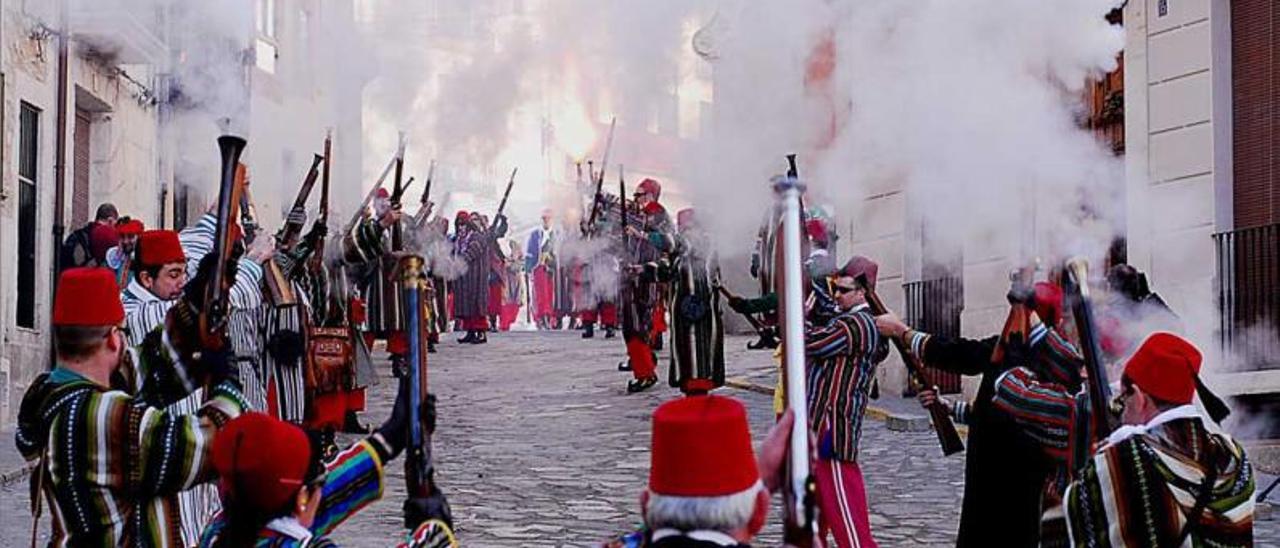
0, 461, 34, 488
725, 377, 969, 438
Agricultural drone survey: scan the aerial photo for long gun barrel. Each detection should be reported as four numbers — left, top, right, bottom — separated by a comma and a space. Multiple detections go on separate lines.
774, 173, 817, 546
415, 161, 436, 228
493, 167, 518, 220
1065, 257, 1116, 439
277, 153, 326, 248
857, 275, 966, 456
343, 146, 402, 236
201, 135, 248, 350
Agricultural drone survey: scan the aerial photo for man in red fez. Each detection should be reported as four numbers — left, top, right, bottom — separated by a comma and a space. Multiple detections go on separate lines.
526, 208, 558, 330
122, 230, 189, 343
800, 255, 890, 548
875, 279, 1087, 547
1064, 332, 1254, 546
607, 396, 795, 547
200, 375, 455, 546
619, 178, 675, 393
15, 267, 245, 547
106, 217, 145, 287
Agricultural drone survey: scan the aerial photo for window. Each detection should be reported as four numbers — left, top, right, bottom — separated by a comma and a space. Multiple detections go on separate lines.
255, 0, 278, 73
1158, 0, 1168, 17
256, 0, 277, 39
17, 103, 40, 329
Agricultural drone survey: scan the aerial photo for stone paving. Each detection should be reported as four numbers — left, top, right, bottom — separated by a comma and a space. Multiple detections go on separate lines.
2, 331, 1278, 546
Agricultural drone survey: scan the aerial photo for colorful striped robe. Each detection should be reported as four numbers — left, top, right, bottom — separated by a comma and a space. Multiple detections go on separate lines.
15, 349, 247, 547
620, 203, 674, 338
197, 439, 455, 547
1063, 412, 1255, 548
804, 304, 890, 462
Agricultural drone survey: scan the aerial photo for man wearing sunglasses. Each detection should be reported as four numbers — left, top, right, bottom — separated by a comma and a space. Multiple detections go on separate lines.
803, 256, 890, 547
1063, 332, 1254, 546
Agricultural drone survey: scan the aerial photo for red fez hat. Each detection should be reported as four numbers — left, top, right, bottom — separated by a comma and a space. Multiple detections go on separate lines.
1033, 282, 1064, 327
1123, 332, 1201, 405
137, 230, 186, 267
649, 395, 759, 497
89, 223, 120, 263
805, 219, 829, 245
455, 211, 469, 223
636, 178, 662, 199
54, 268, 125, 326
212, 413, 313, 513
839, 256, 879, 290
116, 219, 145, 236
376, 188, 390, 199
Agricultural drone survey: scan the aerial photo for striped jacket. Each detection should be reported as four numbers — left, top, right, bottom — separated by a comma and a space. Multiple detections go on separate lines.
1064, 411, 1255, 548
804, 304, 889, 462
991, 322, 1093, 478
15, 351, 247, 547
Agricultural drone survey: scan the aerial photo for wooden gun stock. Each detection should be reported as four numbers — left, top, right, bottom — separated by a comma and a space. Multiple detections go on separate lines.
1065, 257, 1116, 438
856, 274, 965, 456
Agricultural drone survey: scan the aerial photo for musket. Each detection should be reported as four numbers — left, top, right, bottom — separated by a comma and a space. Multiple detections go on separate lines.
857, 274, 966, 456
1064, 257, 1116, 438
493, 167, 518, 222
307, 132, 333, 278
276, 153, 325, 249
390, 150, 407, 253
773, 173, 817, 546
400, 255, 451, 529
713, 283, 778, 346
414, 160, 437, 228
583, 118, 617, 235
238, 164, 261, 246
342, 141, 404, 237
201, 135, 248, 350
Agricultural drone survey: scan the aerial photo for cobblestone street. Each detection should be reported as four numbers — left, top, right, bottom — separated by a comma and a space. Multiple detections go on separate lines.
3, 331, 1278, 546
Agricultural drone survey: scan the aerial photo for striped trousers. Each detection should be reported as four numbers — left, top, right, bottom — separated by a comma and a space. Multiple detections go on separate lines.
815, 458, 878, 548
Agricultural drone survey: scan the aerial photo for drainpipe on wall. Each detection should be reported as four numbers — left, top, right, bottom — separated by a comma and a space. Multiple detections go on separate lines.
49, 0, 70, 368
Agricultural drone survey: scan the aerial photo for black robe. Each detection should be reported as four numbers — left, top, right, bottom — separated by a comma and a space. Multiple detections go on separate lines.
921, 334, 1051, 548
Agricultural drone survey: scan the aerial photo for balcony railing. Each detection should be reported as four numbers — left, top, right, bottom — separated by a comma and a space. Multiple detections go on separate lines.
1214, 223, 1280, 371
904, 276, 964, 394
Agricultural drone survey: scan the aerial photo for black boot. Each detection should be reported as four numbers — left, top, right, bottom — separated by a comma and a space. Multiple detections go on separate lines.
627, 375, 659, 394
618, 360, 632, 372
653, 334, 664, 351
458, 331, 477, 344
391, 354, 408, 378
489, 316, 499, 333
582, 322, 595, 339
474, 331, 488, 344
604, 326, 616, 339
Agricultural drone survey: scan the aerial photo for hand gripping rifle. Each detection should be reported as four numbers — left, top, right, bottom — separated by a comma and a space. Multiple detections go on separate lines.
306, 132, 334, 279
713, 283, 780, 349
238, 164, 261, 246
992, 264, 1036, 364
856, 276, 966, 456
400, 255, 451, 529
1064, 257, 1116, 438
773, 173, 818, 546
276, 153, 325, 249
201, 135, 248, 351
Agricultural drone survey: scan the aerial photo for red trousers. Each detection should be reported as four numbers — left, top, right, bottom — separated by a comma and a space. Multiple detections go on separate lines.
625, 336, 656, 380
815, 458, 878, 548
532, 266, 555, 320
500, 303, 520, 331
306, 387, 367, 430
652, 301, 667, 334
463, 316, 489, 331
387, 330, 409, 355
578, 303, 618, 326
488, 282, 504, 316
